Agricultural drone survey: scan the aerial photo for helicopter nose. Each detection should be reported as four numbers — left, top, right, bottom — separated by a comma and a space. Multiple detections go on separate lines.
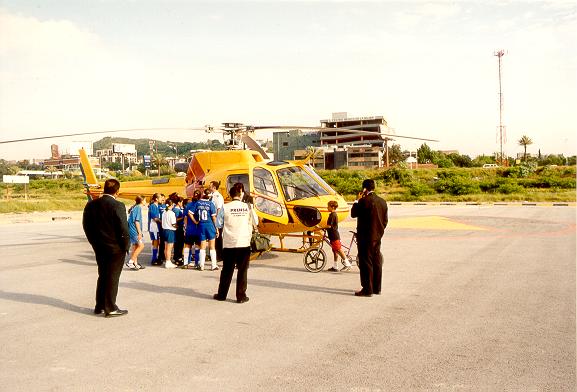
293, 206, 321, 227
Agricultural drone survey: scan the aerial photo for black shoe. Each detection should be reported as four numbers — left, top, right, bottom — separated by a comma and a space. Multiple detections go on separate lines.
374, 291, 381, 295
93, 308, 104, 315
105, 309, 128, 318
213, 294, 226, 301
354, 290, 372, 297
236, 297, 249, 304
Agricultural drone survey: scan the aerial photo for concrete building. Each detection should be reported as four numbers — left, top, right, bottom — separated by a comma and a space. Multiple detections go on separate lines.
273, 130, 321, 161
319, 113, 387, 148
94, 143, 138, 170
272, 113, 388, 170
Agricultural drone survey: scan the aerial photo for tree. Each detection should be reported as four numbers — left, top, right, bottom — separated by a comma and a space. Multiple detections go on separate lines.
518, 135, 533, 161
447, 153, 473, 167
387, 144, 404, 165
417, 143, 435, 164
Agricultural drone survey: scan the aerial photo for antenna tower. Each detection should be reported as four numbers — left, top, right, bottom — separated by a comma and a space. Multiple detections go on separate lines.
494, 49, 507, 165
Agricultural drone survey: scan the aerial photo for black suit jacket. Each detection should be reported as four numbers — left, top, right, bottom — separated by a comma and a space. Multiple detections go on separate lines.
83, 194, 130, 254
350, 192, 388, 244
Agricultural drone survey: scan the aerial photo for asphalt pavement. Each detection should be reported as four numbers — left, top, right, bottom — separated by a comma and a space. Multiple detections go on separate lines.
0, 204, 574, 391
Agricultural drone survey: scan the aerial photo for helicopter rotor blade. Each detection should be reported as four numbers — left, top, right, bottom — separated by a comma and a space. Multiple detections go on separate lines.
240, 135, 269, 160
251, 125, 439, 142
0, 127, 208, 145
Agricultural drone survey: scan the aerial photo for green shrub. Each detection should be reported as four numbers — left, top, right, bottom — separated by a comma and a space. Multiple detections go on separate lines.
434, 175, 480, 195
407, 181, 435, 196
496, 182, 523, 194
382, 167, 413, 186
524, 177, 576, 189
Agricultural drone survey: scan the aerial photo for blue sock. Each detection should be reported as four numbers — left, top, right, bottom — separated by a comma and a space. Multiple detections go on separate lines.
194, 248, 200, 266
152, 248, 158, 261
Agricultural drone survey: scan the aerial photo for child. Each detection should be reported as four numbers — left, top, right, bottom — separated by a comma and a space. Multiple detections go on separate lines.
326, 200, 352, 272
161, 199, 178, 269
126, 195, 147, 270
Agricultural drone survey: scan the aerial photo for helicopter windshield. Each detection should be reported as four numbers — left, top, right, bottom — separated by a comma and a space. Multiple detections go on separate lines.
277, 166, 330, 202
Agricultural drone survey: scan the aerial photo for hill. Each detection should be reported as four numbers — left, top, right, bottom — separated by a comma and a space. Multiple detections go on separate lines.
92, 137, 226, 157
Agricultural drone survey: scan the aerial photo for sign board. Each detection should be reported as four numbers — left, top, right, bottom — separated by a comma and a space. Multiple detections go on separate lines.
113, 143, 137, 154
3, 175, 30, 184
143, 155, 151, 168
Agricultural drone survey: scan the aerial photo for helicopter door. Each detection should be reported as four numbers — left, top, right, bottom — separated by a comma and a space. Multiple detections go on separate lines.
251, 167, 289, 225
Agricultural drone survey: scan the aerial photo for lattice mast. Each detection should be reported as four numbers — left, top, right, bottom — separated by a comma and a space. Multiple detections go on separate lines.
494, 49, 507, 165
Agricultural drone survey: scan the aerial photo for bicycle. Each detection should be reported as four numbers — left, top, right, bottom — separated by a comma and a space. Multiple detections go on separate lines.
303, 230, 359, 273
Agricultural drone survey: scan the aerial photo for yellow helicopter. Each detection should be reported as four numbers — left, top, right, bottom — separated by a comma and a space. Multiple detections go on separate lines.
1, 122, 437, 267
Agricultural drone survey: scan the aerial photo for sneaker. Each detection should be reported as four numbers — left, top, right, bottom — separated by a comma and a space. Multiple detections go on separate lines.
340, 266, 351, 272
211, 265, 220, 271
135, 263, 146, 270
125, 261, 137, 270
199, 265, 204, 271
327, 267, 340, 272
165, 260, 177, 269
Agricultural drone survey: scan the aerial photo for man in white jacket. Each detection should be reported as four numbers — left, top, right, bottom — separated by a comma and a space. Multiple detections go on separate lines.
213, 186, 258, 303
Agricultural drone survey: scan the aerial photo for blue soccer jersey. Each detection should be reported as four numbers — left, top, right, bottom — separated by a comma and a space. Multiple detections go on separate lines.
148, 203, 160, 232
128, 205, 142, 243
194, 199, 216, 226
184, 200, 198, 236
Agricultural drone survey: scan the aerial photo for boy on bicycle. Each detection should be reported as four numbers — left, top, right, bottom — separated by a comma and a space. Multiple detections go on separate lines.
326, 200, 353, 272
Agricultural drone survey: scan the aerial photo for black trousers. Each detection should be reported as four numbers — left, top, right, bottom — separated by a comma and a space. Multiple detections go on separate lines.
95, 249, 125, 314
215, 231, 223, 261
357, 240, 383, 295
217, 247, 251, 300
173, 227, 184, 261
158, 227, 165, 261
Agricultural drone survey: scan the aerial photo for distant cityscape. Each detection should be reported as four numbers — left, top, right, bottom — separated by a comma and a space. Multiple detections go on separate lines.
2, 113, 575, 178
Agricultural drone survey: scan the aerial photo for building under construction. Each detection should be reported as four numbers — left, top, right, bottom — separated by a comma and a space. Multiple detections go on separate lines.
272, 113, 387, 170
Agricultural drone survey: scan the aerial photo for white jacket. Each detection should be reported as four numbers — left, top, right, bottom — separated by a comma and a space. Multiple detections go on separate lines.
222, 200, 258, 248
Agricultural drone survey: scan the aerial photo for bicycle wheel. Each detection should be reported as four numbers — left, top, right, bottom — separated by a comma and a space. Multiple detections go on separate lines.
303, 248, 327, 273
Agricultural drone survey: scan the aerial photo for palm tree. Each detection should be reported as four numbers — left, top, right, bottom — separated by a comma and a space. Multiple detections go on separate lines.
518, 135, 533, 161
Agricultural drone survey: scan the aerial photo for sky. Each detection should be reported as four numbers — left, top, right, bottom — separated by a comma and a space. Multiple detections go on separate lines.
0, 0, 576, 161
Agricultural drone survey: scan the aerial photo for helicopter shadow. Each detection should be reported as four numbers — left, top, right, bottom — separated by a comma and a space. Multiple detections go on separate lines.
248, 278, 353, 296
58, 252, 96, 267
202, 274, 353, 297
119, 280, 213, 301
0, 289, 93, 315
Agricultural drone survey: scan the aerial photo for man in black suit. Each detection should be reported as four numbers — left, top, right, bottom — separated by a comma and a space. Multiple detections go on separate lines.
83, 179, 130, 317
350, 179, 388, 297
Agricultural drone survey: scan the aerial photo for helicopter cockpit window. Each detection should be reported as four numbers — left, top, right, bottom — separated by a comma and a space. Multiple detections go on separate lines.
253, 168, 278, 197
277, 166, 330, 202
304, 165, 335, 194
252, 168, 283, 217
226, 174, 249, 197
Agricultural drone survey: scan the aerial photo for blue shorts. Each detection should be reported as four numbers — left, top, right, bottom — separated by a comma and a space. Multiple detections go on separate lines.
130, 234, 143, 245
198, 224, 216, 241
149, 232, 160, 241
164, 230, 175, 244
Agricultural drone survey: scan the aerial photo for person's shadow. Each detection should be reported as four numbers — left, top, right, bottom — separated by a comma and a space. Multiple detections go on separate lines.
0, 290, 93, 315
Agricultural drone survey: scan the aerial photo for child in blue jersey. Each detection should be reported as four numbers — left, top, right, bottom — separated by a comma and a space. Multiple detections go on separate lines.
192, 188, 219, 271
148, 193, 161, 265
172, 195, 185, 265
126, 195, 147, 270
157, 194, 167, 263
183, 190, 201, 268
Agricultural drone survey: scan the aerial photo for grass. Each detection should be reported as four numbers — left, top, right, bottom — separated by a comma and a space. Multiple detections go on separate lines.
0, 166, 575, 214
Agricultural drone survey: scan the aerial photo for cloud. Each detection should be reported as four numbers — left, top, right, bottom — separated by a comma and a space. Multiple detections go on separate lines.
0, 8, 102, 56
